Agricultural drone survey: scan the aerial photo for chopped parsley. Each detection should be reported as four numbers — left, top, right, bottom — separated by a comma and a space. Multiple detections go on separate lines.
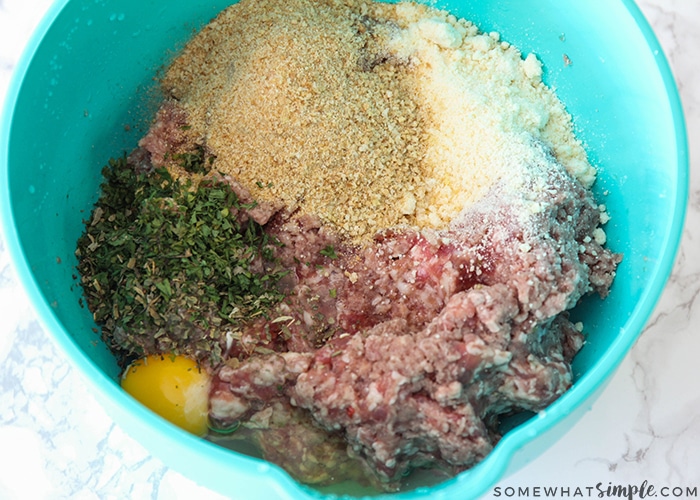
172, 145, 214, 175
320, 245, 338, 260
76, 155, 288, 363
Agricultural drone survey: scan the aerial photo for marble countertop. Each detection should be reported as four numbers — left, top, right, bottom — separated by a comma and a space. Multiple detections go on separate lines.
1, 0, 698, 499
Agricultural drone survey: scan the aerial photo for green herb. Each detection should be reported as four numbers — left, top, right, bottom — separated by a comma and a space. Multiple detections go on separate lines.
320, 245, 338, 260
76, 154, 288, 363
172, 145, 214, 175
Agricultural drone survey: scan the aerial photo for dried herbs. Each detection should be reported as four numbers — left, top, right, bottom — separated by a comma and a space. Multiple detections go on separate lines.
319, 245, 338, 260
172, 145, 214, 175
76, 155, 288, 363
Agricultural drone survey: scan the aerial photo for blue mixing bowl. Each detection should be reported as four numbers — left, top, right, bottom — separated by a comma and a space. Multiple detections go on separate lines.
1, 0, 688, 498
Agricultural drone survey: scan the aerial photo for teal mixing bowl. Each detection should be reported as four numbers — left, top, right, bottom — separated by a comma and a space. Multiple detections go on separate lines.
1, 0, 688, 498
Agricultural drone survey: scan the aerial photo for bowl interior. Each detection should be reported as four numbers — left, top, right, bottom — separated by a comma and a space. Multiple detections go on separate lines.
1, 0, 687, 499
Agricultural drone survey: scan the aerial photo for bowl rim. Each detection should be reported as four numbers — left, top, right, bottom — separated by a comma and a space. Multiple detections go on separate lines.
491, 0, 691, 483
0, 0, 689, 499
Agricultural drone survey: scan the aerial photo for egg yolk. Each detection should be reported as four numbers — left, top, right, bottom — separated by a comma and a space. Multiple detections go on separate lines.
121, 354, 212, 436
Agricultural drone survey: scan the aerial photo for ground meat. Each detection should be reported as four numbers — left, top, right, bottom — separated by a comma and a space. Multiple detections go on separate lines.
137, 100, 189, 167
204, 143, 620, 489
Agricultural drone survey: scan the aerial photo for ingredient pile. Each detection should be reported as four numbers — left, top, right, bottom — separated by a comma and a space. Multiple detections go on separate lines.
76, 0, 621, 492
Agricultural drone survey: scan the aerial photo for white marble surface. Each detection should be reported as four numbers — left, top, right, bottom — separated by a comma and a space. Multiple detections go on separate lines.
1, 0, 698, 499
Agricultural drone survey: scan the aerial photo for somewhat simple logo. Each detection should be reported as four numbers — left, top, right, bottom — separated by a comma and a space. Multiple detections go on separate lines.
491, 481, 698, 499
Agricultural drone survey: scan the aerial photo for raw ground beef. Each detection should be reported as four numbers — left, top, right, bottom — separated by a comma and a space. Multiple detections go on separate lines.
170, 138, 620, 489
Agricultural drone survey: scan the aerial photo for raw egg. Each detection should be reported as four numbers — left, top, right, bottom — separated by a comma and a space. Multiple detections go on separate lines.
121, 354, 212, 436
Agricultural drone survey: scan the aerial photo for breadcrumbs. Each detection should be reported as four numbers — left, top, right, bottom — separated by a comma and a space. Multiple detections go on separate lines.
161, 0, 595, 241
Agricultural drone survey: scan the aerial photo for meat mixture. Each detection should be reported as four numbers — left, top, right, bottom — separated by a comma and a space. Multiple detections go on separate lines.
79, 0, 621, 492
203, 143, 618, 488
